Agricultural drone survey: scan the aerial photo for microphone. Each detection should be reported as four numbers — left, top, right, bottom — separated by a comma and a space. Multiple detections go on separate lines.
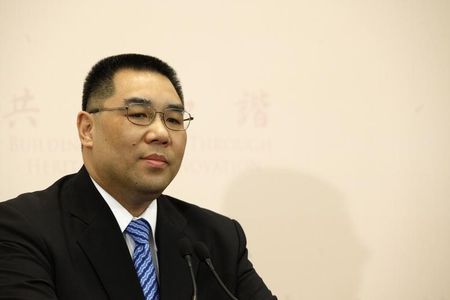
194, 242, 239, 300
178, 238, 198, 300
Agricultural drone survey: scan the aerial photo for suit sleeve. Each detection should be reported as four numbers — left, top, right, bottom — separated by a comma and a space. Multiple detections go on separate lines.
0, 202, 57, 300
233, 220, 277, 300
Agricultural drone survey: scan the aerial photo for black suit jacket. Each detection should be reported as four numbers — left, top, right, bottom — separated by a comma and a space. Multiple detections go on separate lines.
0, 167, 276, 300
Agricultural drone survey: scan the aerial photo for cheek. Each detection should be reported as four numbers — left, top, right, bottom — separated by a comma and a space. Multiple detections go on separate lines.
173, 136, 187, 155
102, 131, 137, 156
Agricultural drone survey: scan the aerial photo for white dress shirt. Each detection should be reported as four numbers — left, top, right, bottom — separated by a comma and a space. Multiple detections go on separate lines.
90, 178, 159, 278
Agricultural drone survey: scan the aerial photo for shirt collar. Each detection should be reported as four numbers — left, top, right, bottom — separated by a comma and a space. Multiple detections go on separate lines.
90, 177, 158, 238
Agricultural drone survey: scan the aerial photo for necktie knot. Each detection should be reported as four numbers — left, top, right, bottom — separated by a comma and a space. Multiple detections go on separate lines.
125, 218, 151, 245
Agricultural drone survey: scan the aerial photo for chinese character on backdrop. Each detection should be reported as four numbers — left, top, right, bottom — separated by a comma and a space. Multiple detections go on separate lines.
236, 90, 269, 128
2, 89, 39, 128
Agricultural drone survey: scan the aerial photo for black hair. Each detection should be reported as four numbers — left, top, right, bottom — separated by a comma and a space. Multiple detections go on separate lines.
82, 54, 183, 111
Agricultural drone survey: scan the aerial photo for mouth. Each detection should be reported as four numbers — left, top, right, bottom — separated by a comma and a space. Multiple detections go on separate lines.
142, 153, 168, 169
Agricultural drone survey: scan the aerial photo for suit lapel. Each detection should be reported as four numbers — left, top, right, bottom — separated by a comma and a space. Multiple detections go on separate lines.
63, 167, 200, 300
76, 212, 144, 300
156, 195, 199, 300
64, 167, 144, 300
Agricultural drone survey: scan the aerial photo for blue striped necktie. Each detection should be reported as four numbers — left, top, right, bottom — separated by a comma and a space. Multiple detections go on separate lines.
125, 219, 160, 300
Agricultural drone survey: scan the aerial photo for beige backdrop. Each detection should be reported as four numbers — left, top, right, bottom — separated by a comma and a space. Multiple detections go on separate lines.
1, 1, 449, 299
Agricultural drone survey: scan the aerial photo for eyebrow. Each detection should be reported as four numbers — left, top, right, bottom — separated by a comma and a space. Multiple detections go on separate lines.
166, 103, 185, 110
124, 97, 185, 110
124, 97, 151, 106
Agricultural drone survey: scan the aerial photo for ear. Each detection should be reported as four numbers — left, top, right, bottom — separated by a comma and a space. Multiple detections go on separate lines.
77, 111, 95, 148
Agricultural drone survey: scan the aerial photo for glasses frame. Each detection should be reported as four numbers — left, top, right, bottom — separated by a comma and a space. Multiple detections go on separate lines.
88, 104, 194, 131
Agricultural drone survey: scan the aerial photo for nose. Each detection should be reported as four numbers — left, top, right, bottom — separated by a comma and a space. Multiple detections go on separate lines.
143, 113, 170, 145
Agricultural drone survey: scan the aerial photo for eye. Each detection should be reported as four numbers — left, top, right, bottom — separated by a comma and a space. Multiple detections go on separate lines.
165, 117, 182, 125
127, 105, 153, 120
128, 112, 149, 119
164, 111, 183, 124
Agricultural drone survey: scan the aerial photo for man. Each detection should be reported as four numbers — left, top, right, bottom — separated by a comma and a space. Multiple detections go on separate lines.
0, 54, 277, 299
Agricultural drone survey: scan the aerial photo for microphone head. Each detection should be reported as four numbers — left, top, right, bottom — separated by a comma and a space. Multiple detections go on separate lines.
193, 241, 211, 261
178, 237, 193, 257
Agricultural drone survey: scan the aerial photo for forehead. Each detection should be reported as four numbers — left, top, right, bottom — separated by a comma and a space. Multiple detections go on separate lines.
109, 69, 182, 107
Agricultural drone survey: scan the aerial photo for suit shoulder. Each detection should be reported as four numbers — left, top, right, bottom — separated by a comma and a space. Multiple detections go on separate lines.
0, 172, 76, 221
158, 194, 243, 247
159, 194, 234, 223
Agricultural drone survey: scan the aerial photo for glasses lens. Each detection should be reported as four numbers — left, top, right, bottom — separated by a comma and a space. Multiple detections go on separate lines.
127, 105, 154, 125
164, 109, 190, 130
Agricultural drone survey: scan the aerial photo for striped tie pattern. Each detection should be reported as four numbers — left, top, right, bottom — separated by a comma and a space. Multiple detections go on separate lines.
125, 219, 159, 300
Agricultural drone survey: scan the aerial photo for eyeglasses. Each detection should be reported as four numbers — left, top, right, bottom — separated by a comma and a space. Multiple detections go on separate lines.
88, 104, 194, 131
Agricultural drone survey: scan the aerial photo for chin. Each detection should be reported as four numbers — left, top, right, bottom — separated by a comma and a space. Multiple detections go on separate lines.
137, 180, 170, 195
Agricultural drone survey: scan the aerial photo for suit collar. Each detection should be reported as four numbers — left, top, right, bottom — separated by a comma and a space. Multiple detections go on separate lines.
156, 195, 200, 300
63, 167, 199, 300
62, 167, 144, 300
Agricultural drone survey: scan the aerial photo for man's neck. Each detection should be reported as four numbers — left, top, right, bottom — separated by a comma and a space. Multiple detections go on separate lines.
89, 175, 158, 217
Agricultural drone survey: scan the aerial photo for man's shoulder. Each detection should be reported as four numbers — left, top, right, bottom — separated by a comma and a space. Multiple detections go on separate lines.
0, 172, 77, 219
159, 194, 233, 223
157, 194, 240, 241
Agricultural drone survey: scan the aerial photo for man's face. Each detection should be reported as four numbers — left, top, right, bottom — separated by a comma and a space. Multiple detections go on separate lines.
84, 69, 187, 201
